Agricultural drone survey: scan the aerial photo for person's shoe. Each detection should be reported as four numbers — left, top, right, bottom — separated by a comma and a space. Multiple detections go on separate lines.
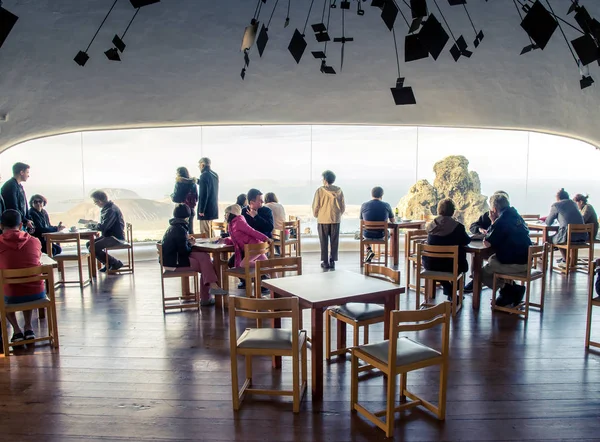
495, 285, 514, 307
99, 266, 107, 273
24, 330, 35, 340
321, 261, 330, 269
329, 258, 335, 269
209, 287, 228, 296
200, 298, 216, 307
593, 295, 600, 302
237, 281, 246, 289
109, 261, 124, 271
512, 284, 526, 306
463, 280, 474, 293
260, 286, 269, 294
494, 294, 513, 307
11, 332, 24, 344
365, 250, 375, 263
556, 258, 565, 264
443, 288, 453, 302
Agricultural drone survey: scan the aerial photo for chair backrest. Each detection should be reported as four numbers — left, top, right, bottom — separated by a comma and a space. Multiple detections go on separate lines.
45, 233, 82, 258
566, 223, 594, 246
213, 221, 227, 236
360, 220, 389, 241
405, 229, 428, 258
526, 244, 546, 276
288, 215, 298, 221
416, 243, 460, 276
242, 242, 273, 270
364, 264, 400, 284
254, 257, 302, 297
0, 265, 55, 306
388, 302, 450, 367
228, 296, 300, 346
521, 214, 540, 221
125, 223, 133, 243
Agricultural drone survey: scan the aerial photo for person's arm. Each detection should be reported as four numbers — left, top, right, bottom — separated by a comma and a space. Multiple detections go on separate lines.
386, 203, 395, 223
359, 203, 364, 220
1, 180, 18, 212
238, 219, 269, 243
251, 208, 274, 233
545, 204, 558, 226
30, 210, 57, 234
469, 213, 489, 234
339, 190, 346, 215
312, 189, 320, 218
197, 175, 207, 216
97, 207, 118, 234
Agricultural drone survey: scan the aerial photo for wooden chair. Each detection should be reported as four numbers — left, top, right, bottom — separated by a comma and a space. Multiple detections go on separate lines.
273, 220, 301, 257
156, 242, 199, 312
351, 302, 451, 438
0, 265, 59, 357
47, 233, 92, 288
522, 214, 543, 247
549, 224, 594, 277
491, 244, 547, 319
105, 223, 135, 274
415, 244, 464, 316
228, 296, 307, 413
254, 257, 302, 298
222, 242, 274, 298
359, 220, 389, 268
585, 261, 600, 349
212, 221, 227, 237
404, 229, 428, 294
325, 264, 400, 363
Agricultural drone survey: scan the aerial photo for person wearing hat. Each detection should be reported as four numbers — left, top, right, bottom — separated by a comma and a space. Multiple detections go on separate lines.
0, 209, 46, 344
221, 204, 270, 271
161, 204, 226, 306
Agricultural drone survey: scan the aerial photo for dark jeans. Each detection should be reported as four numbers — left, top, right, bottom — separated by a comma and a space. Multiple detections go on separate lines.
318, 223, 340, 262
87, 236, 123, 267
188, 211, 195, 235
38, 237, 62, 256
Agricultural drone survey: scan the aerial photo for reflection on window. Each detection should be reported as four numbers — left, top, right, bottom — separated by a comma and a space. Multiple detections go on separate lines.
1, 126, 598, 241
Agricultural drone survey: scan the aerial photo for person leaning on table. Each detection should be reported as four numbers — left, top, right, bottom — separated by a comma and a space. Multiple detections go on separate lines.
28, 193, 65, 256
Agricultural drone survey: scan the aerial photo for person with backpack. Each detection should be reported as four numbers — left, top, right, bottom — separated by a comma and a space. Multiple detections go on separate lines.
171, 167, 198, 234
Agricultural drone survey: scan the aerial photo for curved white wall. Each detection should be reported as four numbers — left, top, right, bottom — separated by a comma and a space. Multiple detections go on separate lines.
0, 0, 599, 152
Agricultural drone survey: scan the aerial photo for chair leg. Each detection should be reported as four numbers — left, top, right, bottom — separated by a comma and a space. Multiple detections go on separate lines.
360, 240, 364, 268
524, 281, 531, 319
353, 323, 359, 349
400, 372, 407, 402
231, 353, 240, 410
325, 310, 332, 360
585, 295, 593, 348
1, 312, 10, 357
451, 280, 457, 317
438, 362, 448, 420
385, 372, 396, 438
364, 325, 369, 345
161, 277, 166, 312
245, 355, 252, 385
350, 352, 359, 411
78, 259, 84, 288
292, 349, 300, 413
491, 275, 498, 308
194, 274, 200, 310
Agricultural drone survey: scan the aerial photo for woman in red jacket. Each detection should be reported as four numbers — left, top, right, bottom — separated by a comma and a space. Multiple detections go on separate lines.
221, 204, 270, 268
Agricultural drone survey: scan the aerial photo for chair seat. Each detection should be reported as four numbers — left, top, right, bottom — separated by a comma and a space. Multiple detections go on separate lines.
225, 267, 248, 275
162, 269, 196, 278
496, 269, 543, 280
238, 328, 300, 350
420, 270, 460, 280
331, 303, 385, 321
54, 251, 90, 260
555, 242, 590, 249
104, 242, 131, 250
5, 296, 51, 312
357, 337, 441, 366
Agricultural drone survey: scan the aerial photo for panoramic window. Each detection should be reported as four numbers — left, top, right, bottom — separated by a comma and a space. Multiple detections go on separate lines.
0, 126, 598, 241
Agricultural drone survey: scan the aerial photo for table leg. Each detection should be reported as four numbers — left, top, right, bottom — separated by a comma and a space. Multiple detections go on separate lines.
311, 307, 324, 401
90, 241, 98, 278
472, 253, 484, 310
383, 295, 396, 340
213, 252, 223, 287
390, 226, 399, 267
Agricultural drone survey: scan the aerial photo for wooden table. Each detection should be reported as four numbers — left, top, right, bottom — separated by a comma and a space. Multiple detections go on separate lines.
526, 222, 559, 242
262, 270, 404, 401
43, 230, 100, 277
192, 241, 234, 287
388, 220, 426, 267
465, 240, 494, 310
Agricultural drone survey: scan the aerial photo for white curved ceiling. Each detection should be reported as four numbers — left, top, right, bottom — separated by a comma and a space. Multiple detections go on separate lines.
0, 0, 599, 152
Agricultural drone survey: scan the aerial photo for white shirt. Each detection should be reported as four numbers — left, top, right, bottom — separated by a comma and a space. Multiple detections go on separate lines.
265, 202, 286, 231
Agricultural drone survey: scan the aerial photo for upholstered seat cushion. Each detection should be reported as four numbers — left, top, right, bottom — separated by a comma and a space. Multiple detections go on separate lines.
357, 337, 440, 366
104, 242, 131, 250
226, 267, 247, 275
419, 270, 455, 279
54, 251, 90, 259
497, 269, 543, 279
332, 303, 385, 321
238, 328, 298, 349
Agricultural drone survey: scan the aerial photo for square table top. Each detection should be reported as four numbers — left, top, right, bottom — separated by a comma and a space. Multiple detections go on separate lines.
40, 254, 57, 267
526, 221, 559, 231
43, 229, 98, 236
466, 240, 490, 252
262, 270, 403, 308
192, 241, 234, 252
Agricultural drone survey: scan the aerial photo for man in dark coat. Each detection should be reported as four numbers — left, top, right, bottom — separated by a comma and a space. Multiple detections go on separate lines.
242, 188, 274, 238
1, 162, 33, 231
197, 157, 219, 237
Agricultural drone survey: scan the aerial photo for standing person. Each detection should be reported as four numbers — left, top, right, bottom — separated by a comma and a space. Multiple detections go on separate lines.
84, 190, 125, 272
573, 194, 599, 239
197, 157, 219, 237
28, 194, 65, 256
242, 189, 274, 238
0, 210, 45, 344
1, 162, 34, 231
546, 188, 586, 262
360, 186, 395, 262
312, 170, 345, 269
170, 167, 198, 234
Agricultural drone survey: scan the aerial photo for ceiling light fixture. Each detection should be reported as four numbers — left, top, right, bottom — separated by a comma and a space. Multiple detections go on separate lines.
74, 0, 119, 66
105, 7, 141, 62
0, 1, 18, 50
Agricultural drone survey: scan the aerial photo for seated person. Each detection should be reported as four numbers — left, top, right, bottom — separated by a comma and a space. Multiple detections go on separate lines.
574, 193, 598, 240
482, 193, 531, 307
221, 204, 271, 292
595, 259, 600, 302
265, 192, 287, 255
242, 188, 274, 238
0, 210, 46, 344
236, 193, 248, 209
84, 190, 125, 272
360, 186, 395, 262
546, 188, 586, 263
161, 204, 225, 306
422, 199, 471, 301
28, 194, 65, 256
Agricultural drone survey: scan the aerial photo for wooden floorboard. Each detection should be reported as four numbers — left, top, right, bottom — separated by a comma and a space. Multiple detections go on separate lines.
1, 251, 599, 441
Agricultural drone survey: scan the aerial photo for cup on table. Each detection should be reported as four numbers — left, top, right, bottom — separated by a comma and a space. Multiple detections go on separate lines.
69, 226, 78, 232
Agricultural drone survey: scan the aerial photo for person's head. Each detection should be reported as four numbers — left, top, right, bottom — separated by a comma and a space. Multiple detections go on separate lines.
247, 188, 264, 210
371, 186, 384, 199
489, 193, 510, 217
322, 170, 336, 186
437, 198, 456, 217
12, 162, 30, 182
29, 194, 48, 212
198, 157, 211, 171
176, 167, 190, 179
1, 209, 22, 231
493, 190, 510, 202
173, 203, 191, 220
557, 188, 569, 201
236, 193, 248, 207
573, 193, 589, 209
264, 192, 278, 204
90, 190, 109, 208
224, 204, 242, 223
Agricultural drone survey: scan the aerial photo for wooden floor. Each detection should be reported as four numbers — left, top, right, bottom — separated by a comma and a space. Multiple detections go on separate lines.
1, 251, 599, 441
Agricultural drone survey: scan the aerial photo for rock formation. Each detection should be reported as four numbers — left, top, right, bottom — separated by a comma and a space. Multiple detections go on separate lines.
396, 155, 489, 226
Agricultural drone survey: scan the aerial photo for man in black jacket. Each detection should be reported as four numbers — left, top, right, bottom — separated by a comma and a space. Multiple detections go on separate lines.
85, 190, 125, 272
1, 162, 33, 231
197, 157, 219, 237
242, 188, 274, 238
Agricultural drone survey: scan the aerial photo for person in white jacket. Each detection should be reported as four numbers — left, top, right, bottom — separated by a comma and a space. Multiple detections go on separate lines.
312, 170, 345, 269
